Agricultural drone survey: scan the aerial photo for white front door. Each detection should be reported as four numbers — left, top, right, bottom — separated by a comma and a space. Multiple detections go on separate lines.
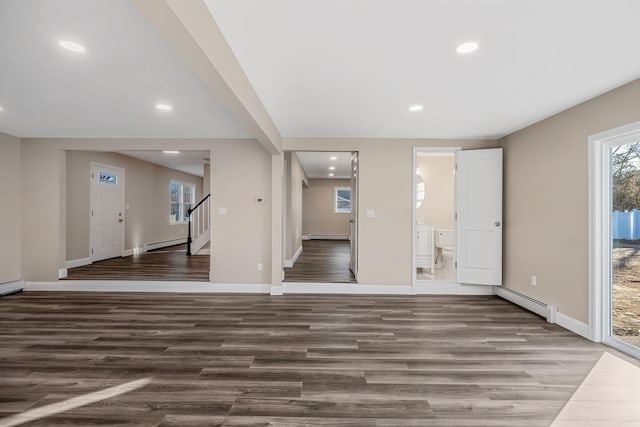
90, 163, 125, 262
455, 148, 503, 286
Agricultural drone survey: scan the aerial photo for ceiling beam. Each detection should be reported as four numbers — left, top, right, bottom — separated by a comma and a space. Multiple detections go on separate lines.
130, 0, 281, 154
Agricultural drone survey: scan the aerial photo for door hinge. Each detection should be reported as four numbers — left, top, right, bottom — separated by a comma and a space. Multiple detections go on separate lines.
455, 164, 458, 171
455, 261, 457, 268
91, 210, 94, 216
91, 248, 94, 255
91, 172, 94, 179
455, 213, 457, 220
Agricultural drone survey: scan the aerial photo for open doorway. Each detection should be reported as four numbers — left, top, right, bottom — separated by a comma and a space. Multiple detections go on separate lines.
413, 149, 457, 282
283, 151, 358, 283
63, 149, 211, 281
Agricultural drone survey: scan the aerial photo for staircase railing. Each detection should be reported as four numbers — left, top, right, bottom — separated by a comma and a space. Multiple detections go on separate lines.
187, 193, 211, 256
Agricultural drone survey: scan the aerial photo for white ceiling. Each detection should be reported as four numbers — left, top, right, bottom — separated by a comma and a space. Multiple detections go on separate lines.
206, 0, 640, 139
0, 0, 252, 138
117, 150, 210, 177
295, 152, 352, 179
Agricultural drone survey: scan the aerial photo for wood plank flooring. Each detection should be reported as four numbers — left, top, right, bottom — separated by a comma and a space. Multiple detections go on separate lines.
0, 292, 610, 426
284, 240, 356, 283
65, 245, 210, 281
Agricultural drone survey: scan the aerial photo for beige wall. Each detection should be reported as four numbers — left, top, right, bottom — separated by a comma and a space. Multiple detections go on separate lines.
416, 155, 455, 230
65, 151, 203, 261
302, 179, 351, 237
499, 78, 640, 323
211, 140, 272, 283
284, 138, 497, 284
0, 133, 22, 284
285, 152, 305, 260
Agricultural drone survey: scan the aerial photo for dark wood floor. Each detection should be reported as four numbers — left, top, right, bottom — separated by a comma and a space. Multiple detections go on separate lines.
65, 244, 210, 281
0, 292, 610, 426
284, 240, 356, 283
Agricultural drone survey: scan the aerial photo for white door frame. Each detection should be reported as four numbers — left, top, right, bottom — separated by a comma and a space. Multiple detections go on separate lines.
412, 147, 460, 285
90, 162, 125, 262
589, 120, 640, 359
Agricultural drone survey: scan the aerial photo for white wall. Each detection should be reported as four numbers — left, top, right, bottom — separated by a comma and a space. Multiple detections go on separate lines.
0, 133, 22, 284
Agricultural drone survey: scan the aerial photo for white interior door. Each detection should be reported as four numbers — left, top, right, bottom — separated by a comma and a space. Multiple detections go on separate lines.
455, 148, 502, 285
90, 163, 125, 262
350, 152, 358, 277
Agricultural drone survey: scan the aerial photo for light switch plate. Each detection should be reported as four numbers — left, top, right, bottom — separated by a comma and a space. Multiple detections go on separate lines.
366, 209, 375, 218
218, 207, 227, 216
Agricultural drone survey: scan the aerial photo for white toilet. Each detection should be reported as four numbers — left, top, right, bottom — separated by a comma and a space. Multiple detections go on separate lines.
434, 229, 454, 251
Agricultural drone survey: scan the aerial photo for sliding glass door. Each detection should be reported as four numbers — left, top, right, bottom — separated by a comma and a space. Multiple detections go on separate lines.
610, 140, 640, 352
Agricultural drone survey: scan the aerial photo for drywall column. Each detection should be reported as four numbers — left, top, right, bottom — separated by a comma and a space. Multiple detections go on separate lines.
21, 141, 66, 281
0, 133, 22, 284
271, 153, 284, 293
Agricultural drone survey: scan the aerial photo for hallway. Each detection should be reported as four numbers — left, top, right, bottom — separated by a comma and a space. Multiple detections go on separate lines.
284, 240, 356, 283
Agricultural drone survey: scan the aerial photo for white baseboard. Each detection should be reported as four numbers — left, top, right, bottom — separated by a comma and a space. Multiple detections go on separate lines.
493, 286, 589, 339
145, 238, 187, 252
493, 286, 553, 320
308, 234, 349, 240
556, 311, 589, 339
65, 257, 92, 269
284, 245, 303, 268
194, 248, 210, 255
302, 235, 311, 240
122, 248, 134, 257
58, 268, 68, 279
413, 282, 494, 295
282, 283, 416, 294
0, 279, 24, 296
25, 281, 270, 293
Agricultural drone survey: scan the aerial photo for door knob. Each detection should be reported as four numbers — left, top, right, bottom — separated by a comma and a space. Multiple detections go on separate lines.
495, 221, 501, 227
118, 219, 124, 223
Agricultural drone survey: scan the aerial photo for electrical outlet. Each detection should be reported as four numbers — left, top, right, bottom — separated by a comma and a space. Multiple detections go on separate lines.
257, 263, 263, 272
531, 275, 537, 286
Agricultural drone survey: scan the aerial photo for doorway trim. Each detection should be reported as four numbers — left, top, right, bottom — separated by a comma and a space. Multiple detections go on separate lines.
589, 120, 640, 359
412, 146, 461, 286
90, 162, 126, 262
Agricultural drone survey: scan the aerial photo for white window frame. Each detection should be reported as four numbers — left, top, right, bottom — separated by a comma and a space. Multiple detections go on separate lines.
170, 180, 196, 224
334, 186, 352, 214
589, 120, 640, 359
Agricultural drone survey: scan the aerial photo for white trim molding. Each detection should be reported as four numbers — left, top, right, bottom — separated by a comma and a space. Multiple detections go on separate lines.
0, 279, 24, 296
284, 245, 303, 268
65, 257, 92, 269
307, 235, 349, 240
58, 268, 68, 279
25, 281, 270, 293
493, 286, 589, 339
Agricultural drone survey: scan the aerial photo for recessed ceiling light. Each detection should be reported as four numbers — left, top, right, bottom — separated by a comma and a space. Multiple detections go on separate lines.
58, 40, 85, 53
409, 104, 424, 112
330, 156, 337, 161
328, 173, 334, 177
156, 103, 173, 112
456, 41, 479, 54
329, 166, 336, 170
163, 150, 180, 154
